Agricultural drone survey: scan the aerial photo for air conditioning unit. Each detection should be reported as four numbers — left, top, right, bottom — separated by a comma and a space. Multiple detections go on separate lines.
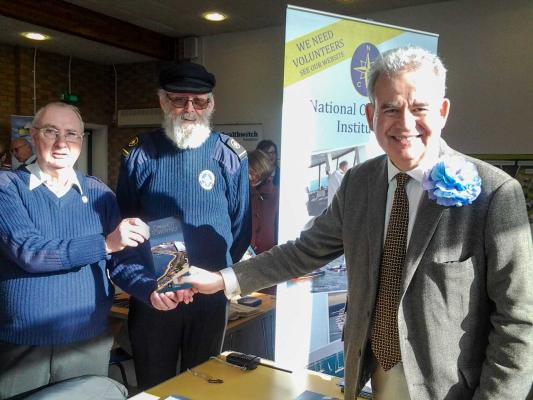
117, 108, 162, 127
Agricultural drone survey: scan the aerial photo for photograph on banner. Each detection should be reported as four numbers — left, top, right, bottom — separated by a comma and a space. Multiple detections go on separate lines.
274, 5, 439, 382
214, 123, 263, 152
10, 115, 35, 170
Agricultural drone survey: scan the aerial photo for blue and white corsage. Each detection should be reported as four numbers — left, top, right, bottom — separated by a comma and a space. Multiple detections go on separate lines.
422, 156, 482, 207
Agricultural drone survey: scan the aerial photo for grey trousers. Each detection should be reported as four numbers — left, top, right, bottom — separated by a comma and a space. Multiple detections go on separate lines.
0, 332, 113, 399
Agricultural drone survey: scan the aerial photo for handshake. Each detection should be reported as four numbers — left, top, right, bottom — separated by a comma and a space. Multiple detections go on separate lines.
105, 217, 225, 312
150, 266, 226, 311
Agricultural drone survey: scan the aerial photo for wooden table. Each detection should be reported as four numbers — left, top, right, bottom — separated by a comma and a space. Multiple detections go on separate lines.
130, 352, 350, 400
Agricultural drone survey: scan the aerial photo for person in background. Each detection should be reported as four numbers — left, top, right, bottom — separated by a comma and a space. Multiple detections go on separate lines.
248, 149, 280, 255
0, 142, 10, 170
327, 160, 349, 205
116, 61, 251, 390
182, 47, 533, 399
0, 102, 186, 399
256, 139, 280, 187
10, 137, 36, 169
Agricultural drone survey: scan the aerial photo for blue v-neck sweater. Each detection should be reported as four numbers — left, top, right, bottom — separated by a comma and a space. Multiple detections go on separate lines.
0, 169, 143, 346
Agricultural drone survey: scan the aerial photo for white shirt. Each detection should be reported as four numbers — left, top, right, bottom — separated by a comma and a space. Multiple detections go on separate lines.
27, 162, 85, 200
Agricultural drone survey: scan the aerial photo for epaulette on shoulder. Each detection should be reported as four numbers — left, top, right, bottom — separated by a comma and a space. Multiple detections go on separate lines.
121, 136, 140, 158
223, 137, 247, 160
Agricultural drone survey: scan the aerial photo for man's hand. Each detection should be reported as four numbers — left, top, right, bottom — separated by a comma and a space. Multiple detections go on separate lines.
180, 266, 225, 294
149, 289, 194, 311
106, 218, 150, 254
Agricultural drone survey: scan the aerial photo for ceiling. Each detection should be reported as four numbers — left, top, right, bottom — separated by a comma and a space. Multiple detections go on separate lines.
0, 0, 450, 65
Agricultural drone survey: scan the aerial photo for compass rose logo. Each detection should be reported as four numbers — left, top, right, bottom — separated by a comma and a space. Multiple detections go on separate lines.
351, 43, 380, 97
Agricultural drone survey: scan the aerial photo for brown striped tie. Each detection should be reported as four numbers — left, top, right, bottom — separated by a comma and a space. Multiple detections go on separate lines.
371, 172, 410, 371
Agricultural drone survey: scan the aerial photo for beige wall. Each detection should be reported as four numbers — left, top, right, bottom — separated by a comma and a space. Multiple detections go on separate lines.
202, 27, 285, 151
361, 0, 533, 154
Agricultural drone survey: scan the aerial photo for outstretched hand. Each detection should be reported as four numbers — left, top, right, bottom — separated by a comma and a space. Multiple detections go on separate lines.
150, 289, 195, 311
180, 266, 225, 294
106, 218, 150, 254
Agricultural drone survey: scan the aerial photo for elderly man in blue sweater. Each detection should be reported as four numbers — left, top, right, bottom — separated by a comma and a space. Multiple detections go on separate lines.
116, 62, 251, 389
0, 102, 187, 399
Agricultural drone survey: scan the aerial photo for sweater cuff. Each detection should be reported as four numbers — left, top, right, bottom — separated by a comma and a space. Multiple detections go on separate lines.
66, 234, 107, 268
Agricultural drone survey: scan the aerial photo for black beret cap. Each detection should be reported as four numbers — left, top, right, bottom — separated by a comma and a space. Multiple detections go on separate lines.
159, 62, 216, 94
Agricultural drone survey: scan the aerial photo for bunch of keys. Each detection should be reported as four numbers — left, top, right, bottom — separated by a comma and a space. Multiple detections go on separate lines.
155, 250, 192, 293
187, 368, 223, 384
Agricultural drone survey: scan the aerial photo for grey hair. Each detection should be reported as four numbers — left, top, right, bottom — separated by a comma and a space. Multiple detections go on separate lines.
32, 102, 84, 133
367, 47, 447, 105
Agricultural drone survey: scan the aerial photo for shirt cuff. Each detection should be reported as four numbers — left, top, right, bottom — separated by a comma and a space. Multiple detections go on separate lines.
219, 267, 241, 300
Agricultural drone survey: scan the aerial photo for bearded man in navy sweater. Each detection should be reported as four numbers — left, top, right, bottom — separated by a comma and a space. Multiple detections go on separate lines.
116, 62, 251, 389
0, 102, 189, 399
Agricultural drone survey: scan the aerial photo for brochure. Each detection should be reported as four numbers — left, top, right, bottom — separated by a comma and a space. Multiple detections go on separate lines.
147, 216, 191, 292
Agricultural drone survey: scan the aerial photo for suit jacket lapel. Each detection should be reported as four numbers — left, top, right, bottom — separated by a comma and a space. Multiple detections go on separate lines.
401, 194, 444, 294
367, 157, 388, 288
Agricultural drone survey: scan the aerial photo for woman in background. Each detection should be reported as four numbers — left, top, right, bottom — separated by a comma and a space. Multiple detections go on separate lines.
256, 140, 280, 187
248, 149, 279, 255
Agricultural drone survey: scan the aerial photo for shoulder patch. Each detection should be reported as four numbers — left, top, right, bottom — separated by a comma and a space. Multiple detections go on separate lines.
225, 137, 247, 160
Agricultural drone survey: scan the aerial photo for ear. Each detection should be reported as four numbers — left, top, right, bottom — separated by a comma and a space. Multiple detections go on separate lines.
439, 98, 450, 128
159, 96, 167, 111
365, 103, 375, 131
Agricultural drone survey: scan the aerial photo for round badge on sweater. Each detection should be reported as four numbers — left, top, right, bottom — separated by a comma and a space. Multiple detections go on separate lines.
199, 170, 215, 190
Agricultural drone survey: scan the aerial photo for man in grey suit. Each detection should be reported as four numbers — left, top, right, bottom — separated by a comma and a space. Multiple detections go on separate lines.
181, 47, 533, 399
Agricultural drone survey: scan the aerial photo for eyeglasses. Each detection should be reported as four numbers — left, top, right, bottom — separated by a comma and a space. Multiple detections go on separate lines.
34, 126, 84, 143
166, 94, 211, 110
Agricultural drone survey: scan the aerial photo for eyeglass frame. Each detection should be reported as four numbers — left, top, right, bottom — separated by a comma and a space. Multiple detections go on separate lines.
33, 126, 85, 143
165, 93, 211, 110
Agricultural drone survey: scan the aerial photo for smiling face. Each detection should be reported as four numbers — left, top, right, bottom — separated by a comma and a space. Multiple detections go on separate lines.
159, 91, 214, 149
365, 68, 450, 171
31, 105, 83, 175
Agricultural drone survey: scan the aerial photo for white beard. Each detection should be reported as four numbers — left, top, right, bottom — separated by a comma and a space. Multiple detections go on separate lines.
162, 111, 211, 149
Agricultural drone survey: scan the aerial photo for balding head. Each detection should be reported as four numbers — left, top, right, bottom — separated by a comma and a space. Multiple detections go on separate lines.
11, 138, 33, 163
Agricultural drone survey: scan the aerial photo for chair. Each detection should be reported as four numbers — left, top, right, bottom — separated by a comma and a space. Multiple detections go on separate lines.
109, 347, 132, 387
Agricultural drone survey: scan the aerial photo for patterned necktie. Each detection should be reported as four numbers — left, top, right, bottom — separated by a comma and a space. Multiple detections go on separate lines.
371, 172, 410, 371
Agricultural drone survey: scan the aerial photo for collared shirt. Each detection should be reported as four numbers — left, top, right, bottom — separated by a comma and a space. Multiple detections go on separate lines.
26, 162, 84, 199
384, 142, 442, 246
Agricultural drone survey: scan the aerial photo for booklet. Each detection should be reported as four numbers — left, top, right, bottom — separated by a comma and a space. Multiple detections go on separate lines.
148, 216, 192, 293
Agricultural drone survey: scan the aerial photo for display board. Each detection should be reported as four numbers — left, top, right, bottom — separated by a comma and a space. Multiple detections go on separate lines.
275, 5, 439, 379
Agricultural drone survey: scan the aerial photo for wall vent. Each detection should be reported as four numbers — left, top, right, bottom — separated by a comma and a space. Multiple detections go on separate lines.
117, 108, 162, 127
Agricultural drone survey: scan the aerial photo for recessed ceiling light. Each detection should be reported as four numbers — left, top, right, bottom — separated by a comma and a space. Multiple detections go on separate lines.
21, 32, 50, 41
202, 12, 227, 22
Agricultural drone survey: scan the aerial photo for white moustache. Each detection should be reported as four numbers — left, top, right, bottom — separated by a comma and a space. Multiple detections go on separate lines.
181, 113, 197, 122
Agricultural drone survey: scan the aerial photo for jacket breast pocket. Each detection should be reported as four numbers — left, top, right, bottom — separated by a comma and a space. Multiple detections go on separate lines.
427, 257, 475, 280
421, 257, 478, 318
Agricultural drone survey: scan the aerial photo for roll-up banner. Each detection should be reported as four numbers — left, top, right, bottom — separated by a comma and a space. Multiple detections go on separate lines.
275, 5, 438, 378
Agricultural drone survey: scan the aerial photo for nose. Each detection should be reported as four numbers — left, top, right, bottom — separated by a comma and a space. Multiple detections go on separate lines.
184, 99, 196, 113
53, 134, 68, 146
399, 109, 417, 131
